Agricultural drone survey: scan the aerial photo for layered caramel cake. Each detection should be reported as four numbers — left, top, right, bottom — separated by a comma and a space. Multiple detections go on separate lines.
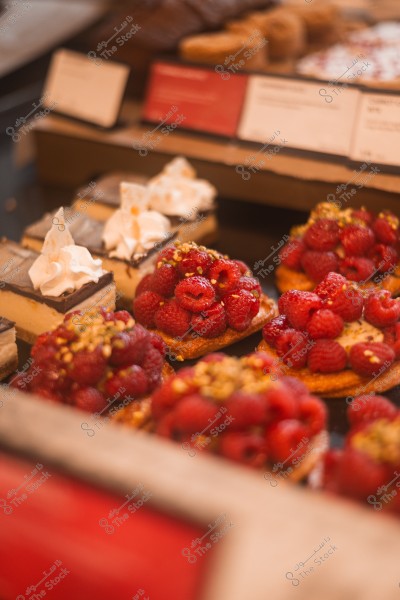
0, 317, 17, 380
71, 157, 218, 246
1, 211, 116, 342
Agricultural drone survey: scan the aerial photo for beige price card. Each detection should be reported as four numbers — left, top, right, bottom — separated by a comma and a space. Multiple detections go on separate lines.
350, 91, 400, 168
43, 49, 130, 128
238, 75, 361, 157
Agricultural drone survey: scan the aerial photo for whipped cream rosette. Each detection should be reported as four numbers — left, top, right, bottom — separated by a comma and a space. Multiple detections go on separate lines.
147, 156, 216, 219
102, 183, 171, 261
29, 207, 105, 297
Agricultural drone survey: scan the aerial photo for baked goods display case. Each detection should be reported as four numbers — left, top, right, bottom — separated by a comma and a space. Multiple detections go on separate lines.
2, 1, 400, 599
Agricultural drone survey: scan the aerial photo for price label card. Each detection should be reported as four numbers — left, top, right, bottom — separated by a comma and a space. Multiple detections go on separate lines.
238, 75, 361, 157
143, 62, 248, 138
350, 91, 400, 168
43, 49, 130, 128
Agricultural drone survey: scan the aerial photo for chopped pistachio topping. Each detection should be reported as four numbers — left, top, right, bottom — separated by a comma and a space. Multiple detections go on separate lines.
352, 417, 400, 465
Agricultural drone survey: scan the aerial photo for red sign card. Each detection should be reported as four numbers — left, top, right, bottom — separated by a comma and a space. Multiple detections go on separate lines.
142, 61, 248, 137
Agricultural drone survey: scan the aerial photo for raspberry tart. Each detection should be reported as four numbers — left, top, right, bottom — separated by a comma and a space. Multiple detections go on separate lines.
321, 395, 400, 516
258, 272, 400, 397
274, 203, 400, 295
11, 308, 170, 418
150, 352, 328, 479
133, 241, 277, 360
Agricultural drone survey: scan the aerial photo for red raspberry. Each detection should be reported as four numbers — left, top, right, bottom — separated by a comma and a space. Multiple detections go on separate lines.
135, 274, 153, 298
281, 376, 310, 398
347, 394, 398, 426
275, 329, 310, 368
147, 331, 166, 356
155, 299, 191, 337
97, 307, 116, 322
306, 309, 344, 339
234, 260, 252, 276
219, 432, 267, 468
278, 290, 297, 314
304, 219, 340, 251
133, 291, 163, 327
364, 290, 400, 328
72, 387, 107, 413
175, 276, 216, 313
172, 394, 218, 432
208, 259, 242, 295
225, 392, 267, 429
191, 302, 227, 338
332, 447, 389, 500
308, 339, 347, 373
339, 257, 376, 282
383, 323, 400, 358
150, 263, 179, 297
281, 290, 322, 329
33, 388, 64, 404
110, 326, 149, 367
340, 224, 375, 256
156, 245, 176, 263
373, 214, 398, 245
224, 289, 260, 331
262, 315, 290, 346
368, 244, 398, 273
105, 365, 148, 398
325, 283, 364, 322
298, 394, 327, 435
279, 238, 306, 270
235, 276, 261, 298
314, 272, 347, 300
265, 385, 298, 421
69, 347, 107, 386
177, 248, 212, 277
349, 342, 395, 376
352, 208, 374, 226
301, 250, 339, 282
151, 376, 189, 417
141, 345, 164, 391
113, 310, 132, 324
266, 419, 309, 463
30, 343, 58, 367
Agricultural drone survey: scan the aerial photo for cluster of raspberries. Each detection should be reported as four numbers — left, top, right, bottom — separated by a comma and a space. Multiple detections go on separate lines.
11, 308, 166, 413
280, 207, 399, 283
323, 395, 400, 514
263, 272, 400, 376
133, 242, 262, 338
150, 352, 326, 468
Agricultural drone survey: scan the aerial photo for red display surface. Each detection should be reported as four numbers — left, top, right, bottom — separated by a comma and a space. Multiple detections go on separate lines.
0, 452, 209, 600
142, 61, 248, 138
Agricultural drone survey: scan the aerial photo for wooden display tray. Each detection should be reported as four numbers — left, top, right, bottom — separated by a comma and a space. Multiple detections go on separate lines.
31, 101, 400, 214
1, 388, 400, 599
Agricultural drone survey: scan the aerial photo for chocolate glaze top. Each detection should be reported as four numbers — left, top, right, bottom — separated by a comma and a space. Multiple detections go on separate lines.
0, 239, 113, 313
0, 316, 15, 333
75, 172, 149, 208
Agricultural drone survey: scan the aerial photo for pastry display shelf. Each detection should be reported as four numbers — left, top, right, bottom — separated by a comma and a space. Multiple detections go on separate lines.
31, 101, 400, 214
2, 390, 400, 600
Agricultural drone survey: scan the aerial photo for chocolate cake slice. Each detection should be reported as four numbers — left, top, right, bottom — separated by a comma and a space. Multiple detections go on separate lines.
0, 317, 18, 380
0, 239, 116, 343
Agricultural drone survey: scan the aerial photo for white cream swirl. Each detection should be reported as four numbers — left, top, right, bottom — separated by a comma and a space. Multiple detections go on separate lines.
102, 184, 171, 261
29, 207, 104, 297
148, 156, 216, 219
